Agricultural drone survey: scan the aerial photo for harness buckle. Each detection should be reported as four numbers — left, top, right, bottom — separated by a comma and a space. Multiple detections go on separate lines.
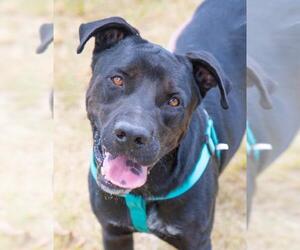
252, 143, 272, 151
216, 143, 229, 151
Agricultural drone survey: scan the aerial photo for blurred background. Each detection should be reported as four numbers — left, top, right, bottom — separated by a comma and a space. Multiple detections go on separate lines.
247, 136, 300, 250
3, 1, 299, 250
247, 1, 300, 249
0, 0, 53, 249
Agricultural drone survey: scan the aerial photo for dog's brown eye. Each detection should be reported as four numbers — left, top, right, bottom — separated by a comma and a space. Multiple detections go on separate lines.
111, 76, 124, 86
168, 97, 180, 107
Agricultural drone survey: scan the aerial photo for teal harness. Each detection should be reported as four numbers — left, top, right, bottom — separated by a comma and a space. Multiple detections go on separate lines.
90, 114, 220, 232
246, 122, 260, 161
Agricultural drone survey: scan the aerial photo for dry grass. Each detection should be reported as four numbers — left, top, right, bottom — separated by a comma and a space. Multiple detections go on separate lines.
0, 2, 53, 249
247, 135, 300, 250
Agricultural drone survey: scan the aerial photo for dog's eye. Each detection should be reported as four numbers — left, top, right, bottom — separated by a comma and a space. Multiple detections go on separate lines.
168, 97, 180, 107
111, 75, 124, 87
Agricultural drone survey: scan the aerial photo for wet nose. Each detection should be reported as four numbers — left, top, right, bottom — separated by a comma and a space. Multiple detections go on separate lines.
114, 121, 151, 146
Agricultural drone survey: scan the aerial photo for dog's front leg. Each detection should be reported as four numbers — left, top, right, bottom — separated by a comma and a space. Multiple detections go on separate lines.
199, 238, 212, 250
187, 238, 211, 250
184, 236, 212, 250
166, 235, 212, 250
102, 225, 133, 250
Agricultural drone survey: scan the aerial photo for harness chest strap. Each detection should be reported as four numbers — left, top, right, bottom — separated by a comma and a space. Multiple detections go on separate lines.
247, 122, 260, 161
247, 122, 273, 162
90, 115, 221, 233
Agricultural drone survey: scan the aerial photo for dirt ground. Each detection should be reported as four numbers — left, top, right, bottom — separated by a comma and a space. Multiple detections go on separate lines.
0, 1, 298, 250
247, 134, 300, 250
0, 1, 53, 249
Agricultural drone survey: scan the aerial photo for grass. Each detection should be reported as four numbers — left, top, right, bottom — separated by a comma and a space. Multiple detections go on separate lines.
0, 2, 53, 249
0, 0, 52, 16
247, 135, 300, 250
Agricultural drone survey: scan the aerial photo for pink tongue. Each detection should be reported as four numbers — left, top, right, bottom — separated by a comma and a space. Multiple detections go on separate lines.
102, 153, 148, 189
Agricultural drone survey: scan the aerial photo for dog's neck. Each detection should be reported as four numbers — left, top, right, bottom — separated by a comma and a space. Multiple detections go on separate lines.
132, 107, 208, 197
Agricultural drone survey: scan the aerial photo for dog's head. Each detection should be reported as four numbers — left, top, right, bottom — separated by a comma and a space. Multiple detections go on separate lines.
78, 17, 231, 195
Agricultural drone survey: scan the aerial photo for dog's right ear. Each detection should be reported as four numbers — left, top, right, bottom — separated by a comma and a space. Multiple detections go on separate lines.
77, 17, 140, 54
247, 56, 277, 109
186, 51, 232, 109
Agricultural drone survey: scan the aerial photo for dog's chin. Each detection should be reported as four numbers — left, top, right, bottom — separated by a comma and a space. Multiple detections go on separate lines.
98, 177, 132, 196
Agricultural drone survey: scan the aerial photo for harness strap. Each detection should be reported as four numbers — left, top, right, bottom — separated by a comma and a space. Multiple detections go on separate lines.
246, 122, 260, 161
90, 112, 221, 233
124, 195, 149, 232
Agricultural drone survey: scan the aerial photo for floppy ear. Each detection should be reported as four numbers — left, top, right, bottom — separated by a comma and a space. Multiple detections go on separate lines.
186, 51, 231, 109
77, 16, 140, 54
247, 56, 277, 109
36, 23, 53, 54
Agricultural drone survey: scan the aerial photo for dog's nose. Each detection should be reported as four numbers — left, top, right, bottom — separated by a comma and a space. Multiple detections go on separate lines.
114, 121, 151, 146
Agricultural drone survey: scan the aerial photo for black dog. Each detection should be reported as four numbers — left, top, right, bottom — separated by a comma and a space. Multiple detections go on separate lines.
77, 1, 245, 249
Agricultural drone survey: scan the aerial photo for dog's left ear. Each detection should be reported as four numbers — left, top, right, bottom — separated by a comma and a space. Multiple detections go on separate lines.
186, 51, 231, 109
36, 23, 53, 54
77, 17, 139, 54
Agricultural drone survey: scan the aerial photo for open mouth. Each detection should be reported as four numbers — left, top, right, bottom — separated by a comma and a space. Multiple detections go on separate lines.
93, 135, 150, 194
101, 150, 149, 189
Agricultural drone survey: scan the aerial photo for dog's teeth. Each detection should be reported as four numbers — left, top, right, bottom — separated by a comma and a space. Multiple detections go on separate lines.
101, 168, 107, 179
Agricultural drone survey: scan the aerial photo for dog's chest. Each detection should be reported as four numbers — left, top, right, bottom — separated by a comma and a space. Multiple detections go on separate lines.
107, 205, 182, 236
147, 207, 182, 236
